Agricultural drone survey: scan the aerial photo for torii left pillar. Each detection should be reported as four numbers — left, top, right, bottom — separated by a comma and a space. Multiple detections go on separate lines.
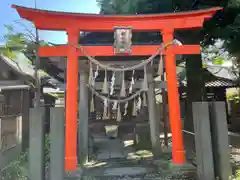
65, 28, 79, 171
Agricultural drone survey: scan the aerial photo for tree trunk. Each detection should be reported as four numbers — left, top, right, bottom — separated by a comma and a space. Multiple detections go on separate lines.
176, 29, 207, 132
185, 54, 206, 132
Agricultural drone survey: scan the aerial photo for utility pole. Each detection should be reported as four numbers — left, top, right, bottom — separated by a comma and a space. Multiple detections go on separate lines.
34, 0, 41, 108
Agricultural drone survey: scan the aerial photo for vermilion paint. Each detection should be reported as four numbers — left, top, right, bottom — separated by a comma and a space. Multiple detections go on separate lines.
12, 4, 221, 171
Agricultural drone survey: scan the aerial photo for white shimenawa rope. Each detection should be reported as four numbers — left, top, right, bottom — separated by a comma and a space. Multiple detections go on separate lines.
72, 40, 176, 72
78, 78, 143, 103
48, 40, 176, 105
88, 83, 144, 103
74, 40, 176, 104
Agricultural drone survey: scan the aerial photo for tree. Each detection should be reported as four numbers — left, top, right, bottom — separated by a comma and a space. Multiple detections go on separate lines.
0, 21, 48, 107
202, 0, 240, 100
97, 0, 140, 14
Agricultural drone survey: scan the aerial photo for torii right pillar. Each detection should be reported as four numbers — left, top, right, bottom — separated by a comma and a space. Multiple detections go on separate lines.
163, 28, 185, 164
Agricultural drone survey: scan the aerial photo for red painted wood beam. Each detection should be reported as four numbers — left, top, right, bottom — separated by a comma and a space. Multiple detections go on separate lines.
39, 45, 200, 57
163, 29, 185, 164
34, 18, 205, 31
12, 5, 221, 31
65, 29, 79, 171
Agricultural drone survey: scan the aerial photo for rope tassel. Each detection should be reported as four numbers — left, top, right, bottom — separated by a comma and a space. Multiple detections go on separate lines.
107, 102, 111, 119
113, 100, 118, 110
102, 69, 109, 94
137, 95, 142, 110
120, 71, 126, 97
129, 70, 135, 94
93, 64, 99, 86
89, 62, 94, 85
142, 64, 148, 91
102, 98, 108, 119
110, 72, 115, 95
90, 94, 95, 113
132, 98, 137, 116
143, 92, 147, 107
124, 101, 128, 116
158, 53, 164, 76
117, 104, 122, 122
94, 64, 99, 79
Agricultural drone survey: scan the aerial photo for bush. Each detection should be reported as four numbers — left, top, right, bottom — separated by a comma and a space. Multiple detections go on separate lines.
0, 134, 50, 180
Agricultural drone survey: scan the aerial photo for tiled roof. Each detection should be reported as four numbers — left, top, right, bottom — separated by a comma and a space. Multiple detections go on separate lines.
205, 79, 237, 87
180, 78, 237, 87
0, 52, 60, 89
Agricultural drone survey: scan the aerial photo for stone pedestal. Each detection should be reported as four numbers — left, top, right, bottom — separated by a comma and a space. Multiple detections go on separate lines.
29, 108, 45, 180
78, 71, 89, 166
192, 102, 215, 180
147, 72, 161, 158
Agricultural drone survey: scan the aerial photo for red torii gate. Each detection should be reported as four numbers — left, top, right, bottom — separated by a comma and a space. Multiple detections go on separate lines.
12, 5, 221, 171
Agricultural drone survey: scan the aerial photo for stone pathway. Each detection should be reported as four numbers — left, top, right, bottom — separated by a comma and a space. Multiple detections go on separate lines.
74, 135, 196, 180
93, 136, 125, 160
64, 130, 240, 179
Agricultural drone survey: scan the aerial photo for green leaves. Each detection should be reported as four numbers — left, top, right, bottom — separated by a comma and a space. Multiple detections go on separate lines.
0, 23, 50, 76
0, 46, 16, 59
5, 33, 26, 49
228, 0, 240, 8
4, 25, 14, 32
0, 25, 28, 59
39, 40, 49, 47
97, 0, 140, 14
98, 0, 175, 14
212, 56, 225, 65
203, 1, 240, 56
202, 63, 207, 69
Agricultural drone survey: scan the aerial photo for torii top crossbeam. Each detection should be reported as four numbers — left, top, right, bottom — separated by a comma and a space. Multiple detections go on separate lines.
12, 5, 220, 31
12, 4, 221, 172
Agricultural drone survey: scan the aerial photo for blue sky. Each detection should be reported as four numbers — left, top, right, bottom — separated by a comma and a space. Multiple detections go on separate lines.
0, 0, 100, 44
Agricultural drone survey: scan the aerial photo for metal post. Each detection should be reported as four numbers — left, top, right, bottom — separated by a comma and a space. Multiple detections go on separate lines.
209, 102, 231, 180
78, 71, 89, 166
147, 71, 161, 158
50, 107, 65, 180
29, 108, 45, 180
192, 102, 215, 180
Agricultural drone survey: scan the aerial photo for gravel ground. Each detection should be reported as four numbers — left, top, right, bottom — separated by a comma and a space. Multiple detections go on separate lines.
63, 135, 197, 180
42, 131, 240, 180
80, 172, 197, 180
8, 130, 240, 180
